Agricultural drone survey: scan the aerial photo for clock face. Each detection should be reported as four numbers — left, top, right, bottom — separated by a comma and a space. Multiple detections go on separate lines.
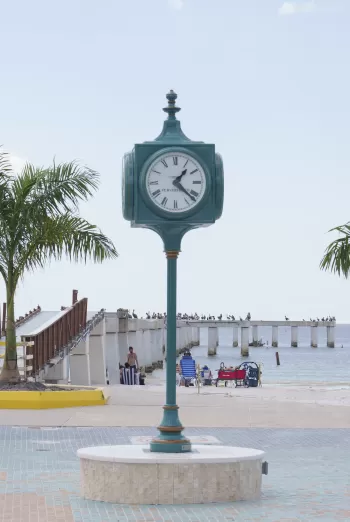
145, 152, 207, 214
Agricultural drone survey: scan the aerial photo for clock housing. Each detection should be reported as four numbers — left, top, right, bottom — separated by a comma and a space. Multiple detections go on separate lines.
140, 148, 211, 219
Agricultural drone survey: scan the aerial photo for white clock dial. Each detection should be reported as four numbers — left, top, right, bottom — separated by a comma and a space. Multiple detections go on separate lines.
145, 152, 207, 213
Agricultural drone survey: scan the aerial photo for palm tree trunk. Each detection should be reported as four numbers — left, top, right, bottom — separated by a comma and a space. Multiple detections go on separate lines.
0, 270, 20, 383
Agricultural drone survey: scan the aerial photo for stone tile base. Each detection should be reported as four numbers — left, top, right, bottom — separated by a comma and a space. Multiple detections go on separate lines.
80, 458, 263, 504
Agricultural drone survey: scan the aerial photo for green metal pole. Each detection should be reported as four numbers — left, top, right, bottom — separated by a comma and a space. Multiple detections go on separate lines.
150, 251, 191, 453
166, 251, 177, 406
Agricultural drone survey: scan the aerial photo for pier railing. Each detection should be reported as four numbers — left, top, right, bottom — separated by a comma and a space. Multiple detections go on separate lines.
23, 298, 88, 376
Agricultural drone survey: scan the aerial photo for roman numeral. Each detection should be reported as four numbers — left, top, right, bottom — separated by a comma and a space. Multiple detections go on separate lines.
149, 181, 158, 185
184, 198, 190, 206
161, 197, 168, 207
190, 169, 198, 175
193, 180, 201, 184
161, 159, 168, 168
174, 200, 178, 209
183, 159, 189, 167
152, 169, 161, 174
152, 189, 161, 198
190, 190, 199, 197
173, 157, 178, 165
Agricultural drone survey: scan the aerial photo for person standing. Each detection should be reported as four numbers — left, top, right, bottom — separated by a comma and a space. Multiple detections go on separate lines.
127, 346, 138, 384
127, 346, 138, 370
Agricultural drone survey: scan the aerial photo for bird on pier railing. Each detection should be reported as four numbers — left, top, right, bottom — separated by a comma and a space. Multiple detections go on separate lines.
128, 311, 132, 319
239, 316, 243, 321
132, 310, 138, 319
316, 317, 320, 322
146, 312, 151, 319
218, 314, 222, 320
285, 316, 289, 321
246, 312, 251, 321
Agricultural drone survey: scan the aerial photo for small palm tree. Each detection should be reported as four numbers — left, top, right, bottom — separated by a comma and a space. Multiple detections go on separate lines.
320, 223, 350, 277
0, 150, 118, 383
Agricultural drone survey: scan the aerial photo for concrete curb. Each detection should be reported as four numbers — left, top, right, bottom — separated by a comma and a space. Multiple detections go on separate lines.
0, 387, 107, 409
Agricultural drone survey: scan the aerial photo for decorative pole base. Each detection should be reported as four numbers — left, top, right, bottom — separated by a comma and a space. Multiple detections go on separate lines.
150, 406, 191, 453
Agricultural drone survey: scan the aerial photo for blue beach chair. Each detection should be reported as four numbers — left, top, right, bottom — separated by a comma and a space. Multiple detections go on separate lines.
180, 353, 197, 387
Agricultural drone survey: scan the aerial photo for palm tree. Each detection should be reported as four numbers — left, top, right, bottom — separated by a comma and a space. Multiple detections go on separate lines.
0, 150, 118, 383
320, 223, 350, 277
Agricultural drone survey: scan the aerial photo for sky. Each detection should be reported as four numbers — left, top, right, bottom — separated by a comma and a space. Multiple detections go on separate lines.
1, 0, 350, 321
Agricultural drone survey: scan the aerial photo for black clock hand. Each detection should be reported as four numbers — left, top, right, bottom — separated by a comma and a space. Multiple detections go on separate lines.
173, 180, 196, 201
174, 169, 187, 183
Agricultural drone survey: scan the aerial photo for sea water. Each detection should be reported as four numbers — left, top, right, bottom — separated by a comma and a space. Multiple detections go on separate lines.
172, 324, 350, 384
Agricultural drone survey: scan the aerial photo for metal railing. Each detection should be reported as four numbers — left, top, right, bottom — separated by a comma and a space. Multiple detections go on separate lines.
50, 308, 106, 366
23, 298, 88, 376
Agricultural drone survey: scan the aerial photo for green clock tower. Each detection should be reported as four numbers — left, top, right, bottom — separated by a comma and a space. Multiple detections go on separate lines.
122, 91, 224, 453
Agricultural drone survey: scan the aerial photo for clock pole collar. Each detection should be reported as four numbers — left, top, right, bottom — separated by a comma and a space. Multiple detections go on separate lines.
163, 90, 181, 120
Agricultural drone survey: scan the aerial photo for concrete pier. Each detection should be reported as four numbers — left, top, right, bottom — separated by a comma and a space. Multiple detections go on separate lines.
311, 326, 318, 348
241, 327, 249, 357
272, 326, 278, 348
104, 313, 119, 385
70, 339, 91, 386
291, 326, 298, 348
327, 326, 335, 348
208, 327, 218, 356
232, 325, 239, 347
252, 325, 258, 347
89, 319, 107, 386
117, 309, 129, 366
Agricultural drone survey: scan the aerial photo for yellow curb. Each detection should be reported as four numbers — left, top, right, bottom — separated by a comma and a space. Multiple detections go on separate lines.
0, 389, 107, 409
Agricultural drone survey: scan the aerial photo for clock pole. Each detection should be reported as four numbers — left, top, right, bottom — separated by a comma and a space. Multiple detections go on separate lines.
123, 90, 224, 452
150, 249, 191, 453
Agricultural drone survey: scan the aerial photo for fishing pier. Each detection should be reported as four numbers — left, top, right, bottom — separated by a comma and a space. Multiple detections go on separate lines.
185, 320, 336, 356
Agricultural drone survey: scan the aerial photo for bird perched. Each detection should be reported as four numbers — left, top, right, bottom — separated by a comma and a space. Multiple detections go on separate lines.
132, 310, 138, 319
285, 316, 289, 321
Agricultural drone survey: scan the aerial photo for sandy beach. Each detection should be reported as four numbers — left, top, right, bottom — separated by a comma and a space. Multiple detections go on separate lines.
1, 382, 349, 429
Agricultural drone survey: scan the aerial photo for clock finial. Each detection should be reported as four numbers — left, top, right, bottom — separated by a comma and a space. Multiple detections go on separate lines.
163, 90, 181, 120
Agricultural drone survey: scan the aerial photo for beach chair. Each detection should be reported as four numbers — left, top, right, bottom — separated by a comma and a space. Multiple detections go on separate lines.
180, 355, 197, 387
122, 367, 139, 385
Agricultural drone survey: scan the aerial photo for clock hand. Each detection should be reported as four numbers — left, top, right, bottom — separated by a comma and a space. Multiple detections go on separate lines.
173, 180, 196, 202
174, 169, 187, 183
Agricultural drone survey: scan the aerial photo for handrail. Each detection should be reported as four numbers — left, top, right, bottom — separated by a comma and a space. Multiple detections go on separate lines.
51, 308, 105, 364
23, 298, 88, 375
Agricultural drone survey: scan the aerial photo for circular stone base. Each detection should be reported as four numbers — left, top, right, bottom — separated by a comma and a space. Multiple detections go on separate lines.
77, 445, 265, 505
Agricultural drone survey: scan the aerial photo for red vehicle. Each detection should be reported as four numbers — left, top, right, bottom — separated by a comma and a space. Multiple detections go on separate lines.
216, 364, 246, 387
215, 361, 260, 388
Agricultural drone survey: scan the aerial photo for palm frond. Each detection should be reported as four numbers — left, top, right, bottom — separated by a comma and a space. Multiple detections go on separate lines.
320, 223, 350, 278
0, 149, 13, 176
10, 160, 99, 216
13, 214, 118, 283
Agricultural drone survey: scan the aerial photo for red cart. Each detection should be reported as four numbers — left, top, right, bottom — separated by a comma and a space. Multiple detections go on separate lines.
216, 367, 246, 387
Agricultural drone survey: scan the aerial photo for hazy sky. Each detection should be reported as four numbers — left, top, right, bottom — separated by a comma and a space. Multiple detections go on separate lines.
1, 0, 350, 321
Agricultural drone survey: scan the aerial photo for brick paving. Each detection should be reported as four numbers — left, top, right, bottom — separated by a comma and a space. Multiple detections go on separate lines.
0, 426, 348, 521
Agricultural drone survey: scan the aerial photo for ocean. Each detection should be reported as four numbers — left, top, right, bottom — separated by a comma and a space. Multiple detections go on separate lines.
173, 324, 350, 385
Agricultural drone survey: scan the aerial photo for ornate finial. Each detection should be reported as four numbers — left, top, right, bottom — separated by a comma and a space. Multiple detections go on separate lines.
163, 90, 181, 120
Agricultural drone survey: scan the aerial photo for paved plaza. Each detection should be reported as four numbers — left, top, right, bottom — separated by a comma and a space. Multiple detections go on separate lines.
0, 426, 348, 521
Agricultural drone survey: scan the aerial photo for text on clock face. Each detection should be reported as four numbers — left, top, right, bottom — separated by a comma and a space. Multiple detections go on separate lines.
145, 153, 206, 212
